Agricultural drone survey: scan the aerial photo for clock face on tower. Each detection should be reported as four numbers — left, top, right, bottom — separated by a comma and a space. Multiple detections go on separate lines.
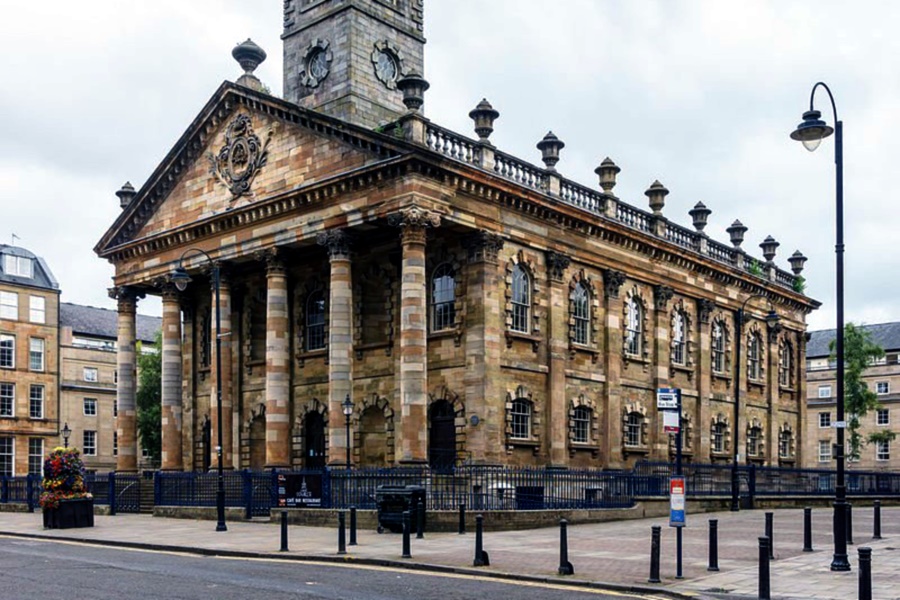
299, 40, 332, 88
371, 41, 403, 90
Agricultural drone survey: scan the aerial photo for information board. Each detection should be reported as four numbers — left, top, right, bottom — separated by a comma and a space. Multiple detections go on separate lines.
657, 388, 679, 410
669, 476, 686, 528
276, 473, 323, 508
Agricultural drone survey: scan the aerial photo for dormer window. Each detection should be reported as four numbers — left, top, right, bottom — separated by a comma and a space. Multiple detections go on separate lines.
3, 255, 33, 279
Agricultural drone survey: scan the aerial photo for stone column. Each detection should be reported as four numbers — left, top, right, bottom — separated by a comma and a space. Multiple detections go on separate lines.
160, 286, 183, 471
211, 267, 234, 469
652, 285, 674, 461
389, 207, 441, 464
180, 300, 195, 470
112, 287, 139, 473
697, 299, 715, 460
602, 270, 626, 468
264, 250, 291, 469
463, 231, 505, 464
317, 230, 353, 467
546, 251, 571, 466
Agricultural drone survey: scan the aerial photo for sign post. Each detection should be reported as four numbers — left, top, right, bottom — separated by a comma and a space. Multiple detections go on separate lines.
658, 387, 685, 578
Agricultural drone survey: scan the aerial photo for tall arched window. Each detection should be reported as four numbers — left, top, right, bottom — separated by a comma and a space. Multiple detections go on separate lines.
306, 291, 326, 351
431, 264, 456, 332
625, 297, 642, 356
625, 412, 643, 447
779, 341, 792, 387
672, 310, 686, 365
712, 420, 727, 454
747, 424, 763, 457
572, 405, 591, 443
572, 282, 589, 345
748, 332, 762, 380
510, 397, 532, 439
712, 320, 725, 373
779, 427, 793, 459
511, 264, 531, 333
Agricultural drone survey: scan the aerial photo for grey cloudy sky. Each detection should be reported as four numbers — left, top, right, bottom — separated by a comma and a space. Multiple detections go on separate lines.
1, 1, 897, 331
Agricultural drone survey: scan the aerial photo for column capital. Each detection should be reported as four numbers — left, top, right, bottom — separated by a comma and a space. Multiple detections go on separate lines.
653, 284, 674, 311
602, 269, 626, 299
545, 251, 571, 282
108, 286, 143, 309
698, 298, 716, 323
466, 230, 505, 264
255, 248, 286, 276
388, 206, 440, 244
317, 229, 352, 260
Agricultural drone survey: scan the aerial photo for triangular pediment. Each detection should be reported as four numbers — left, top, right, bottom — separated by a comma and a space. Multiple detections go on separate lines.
96, 82, 404, 256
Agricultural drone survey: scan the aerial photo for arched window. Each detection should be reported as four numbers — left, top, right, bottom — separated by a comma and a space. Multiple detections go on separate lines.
779, 341, 792, 387
306, 291, 326, 351
712, 420, 727, 454
625, 297, 642, 356
625, 412, 643, 447
572, 282, 590, 345
511, 264, 531, 333
748, 332, 762, 380
572, 405, 591, 443
431, 264, 456, 332
779, 427, 793, 459
712, 320, 725, 373
510, 398, 532, 439
672, 310, 686, 365
747, 425, 762, 457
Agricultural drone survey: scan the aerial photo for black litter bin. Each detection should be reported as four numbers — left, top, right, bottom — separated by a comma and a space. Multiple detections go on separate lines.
375, 485, 426, 534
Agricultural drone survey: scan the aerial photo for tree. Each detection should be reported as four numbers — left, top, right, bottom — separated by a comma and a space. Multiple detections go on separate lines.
830, 323, 896, 461
136, 331, 162, 466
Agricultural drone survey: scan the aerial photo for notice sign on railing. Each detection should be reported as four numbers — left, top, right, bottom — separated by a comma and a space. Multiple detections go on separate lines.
277, 473, 323, 508
669, 476, 686, 528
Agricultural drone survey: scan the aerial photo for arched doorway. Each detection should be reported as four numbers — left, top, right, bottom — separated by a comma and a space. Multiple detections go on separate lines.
359, 406, 387, 467
429, 400, 456, 470
304, 412, 326, 470
248, 414, 266, 471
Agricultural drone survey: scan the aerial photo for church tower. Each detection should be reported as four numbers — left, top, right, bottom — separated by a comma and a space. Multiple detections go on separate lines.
283, 0, 425, 129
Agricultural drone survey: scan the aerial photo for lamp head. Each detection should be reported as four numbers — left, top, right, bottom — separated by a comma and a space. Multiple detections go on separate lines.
342, 394, 353, 417
170, 266, 192, 292
790, 109, 834, 152
765, 309, 781, 328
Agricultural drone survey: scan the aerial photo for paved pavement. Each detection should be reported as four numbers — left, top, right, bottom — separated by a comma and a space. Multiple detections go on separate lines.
0, 505, 897, 599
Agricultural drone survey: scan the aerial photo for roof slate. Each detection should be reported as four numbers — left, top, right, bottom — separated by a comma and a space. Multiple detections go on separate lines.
60, 302, 161, 343
807, 321, 900, 357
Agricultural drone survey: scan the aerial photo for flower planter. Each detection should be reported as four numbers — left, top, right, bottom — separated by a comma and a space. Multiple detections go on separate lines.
43, 497, 95, 529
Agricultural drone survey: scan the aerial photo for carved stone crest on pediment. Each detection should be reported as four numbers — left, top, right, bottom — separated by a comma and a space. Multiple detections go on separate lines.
208, 114, 272, 199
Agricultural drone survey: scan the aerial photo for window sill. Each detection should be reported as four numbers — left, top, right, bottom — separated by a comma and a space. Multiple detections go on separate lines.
507, 438, 540, 455
428, 329, 462, 347
355, 341, 393, 359
570, 344, 600, 362
748, 378, 765, 389
779, 385, 796, 393
712, 372, 732, 382
296, 349, 327, 359
623, 445, 649, 456
505, 331, 540, 352
570, 443, 600, 458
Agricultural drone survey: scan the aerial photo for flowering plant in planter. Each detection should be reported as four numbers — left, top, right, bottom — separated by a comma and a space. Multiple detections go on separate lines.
39, 447, 92, 510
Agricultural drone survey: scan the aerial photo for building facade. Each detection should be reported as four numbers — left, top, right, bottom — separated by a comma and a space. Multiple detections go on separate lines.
95, 0, 818, 474
0, 244, 60, 476
805, 322, 900, 471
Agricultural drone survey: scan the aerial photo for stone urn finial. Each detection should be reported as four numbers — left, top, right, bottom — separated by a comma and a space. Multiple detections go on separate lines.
788, 250, 808, 275
536, 131, 565, 171
232, 38, 268, 92
397, 72, 430, 112
645, 180, 669, 216
726, 219, 748, 249
594, 157, 620, 194
469, 99, 500, 143
688, 201, 712, 233
115, 182, 136, 210
760, 235, 780, 263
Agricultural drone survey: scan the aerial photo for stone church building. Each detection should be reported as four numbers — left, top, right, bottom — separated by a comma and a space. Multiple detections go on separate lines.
95, 0, 818, 473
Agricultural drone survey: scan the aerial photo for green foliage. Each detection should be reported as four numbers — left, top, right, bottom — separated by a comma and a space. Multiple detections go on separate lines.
829, 323, 888, 461
136, 331, 162, 466
747, 259, 764, 277
792, 275, 806, 294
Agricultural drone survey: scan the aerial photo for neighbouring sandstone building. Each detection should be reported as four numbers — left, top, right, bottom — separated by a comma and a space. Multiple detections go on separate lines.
95, 0, 818, 474
805, 323, 900, 471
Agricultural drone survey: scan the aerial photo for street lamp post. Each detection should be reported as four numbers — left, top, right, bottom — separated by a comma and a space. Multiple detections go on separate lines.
342, 394, 353, 469
171, 249, 227, 533
730, 295, 780, 512
61, 422, 71, 448
790, 82, 849, 571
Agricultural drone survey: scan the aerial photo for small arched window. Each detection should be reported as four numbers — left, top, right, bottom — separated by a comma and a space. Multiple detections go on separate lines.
572, 405, 591, 443
779, 341, 792, 387
779, 427, 793, 459
625, 297, 642, 356
625, 412, 643, 447
747, 425, 763, 457
712, 320, 725, 373
572, 282, 590, 345
672, 310, 686, 365
511, 264, 531, 333
510, 398, 532, 439
306, 291, 326, 351
748, 332, 762, 380
712, 420, 727, 454
431, 264, 456, 332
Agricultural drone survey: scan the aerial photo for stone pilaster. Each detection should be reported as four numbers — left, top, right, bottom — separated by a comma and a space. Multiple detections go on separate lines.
652, 285, 673, 460
602, 269, 626, 468
317, 229, 353, 467
697, 299, 715, 460
464, 231, 505, 464
160, 286, 183, 471
389, 207, 441, 464
546, 251, 570, 466
798, 331, 809, 466
264, 251, 291, 469
211, 267, 235, 469
767, 325, 781, 466
734, 310, 745, 464
111, 287, 139, 473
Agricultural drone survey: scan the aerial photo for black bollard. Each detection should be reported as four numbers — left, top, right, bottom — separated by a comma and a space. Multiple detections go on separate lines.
473, 514, 490, 566
280, 510, 289, 552
803, 507, 813, 552
847, 502, 854, 545
858, 547, 872, 600
402, 510, 412, 559
338, 511, 347, 555
648, 525, 661, 584
708, 519, 719, 572
416, 500, 425, 539
758, 536, 771, 600
765, 512, 774, 560
349, 506, 358, 546
558, 519, 574, 575
459, 503, 466, 535
874, 500, 882, 540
